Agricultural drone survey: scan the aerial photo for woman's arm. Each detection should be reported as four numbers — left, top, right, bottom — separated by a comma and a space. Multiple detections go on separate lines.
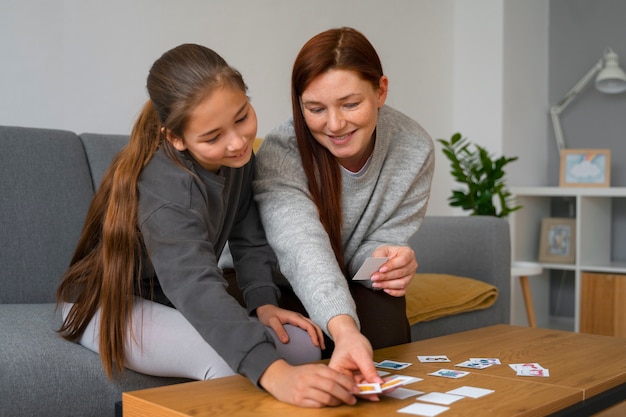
253, 128, 359, 336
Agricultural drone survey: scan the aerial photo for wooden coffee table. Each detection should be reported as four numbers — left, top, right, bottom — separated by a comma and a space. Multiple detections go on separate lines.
122, 325, 626, 417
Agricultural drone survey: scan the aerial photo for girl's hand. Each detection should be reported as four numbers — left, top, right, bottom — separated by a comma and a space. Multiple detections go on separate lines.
369, 245, 418, 297
256, 304, 325, 349
260, 360, 359, 407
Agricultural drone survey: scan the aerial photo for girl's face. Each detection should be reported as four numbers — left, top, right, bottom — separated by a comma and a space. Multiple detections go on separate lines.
168, 85, 257, 173
300, 69, 388, 172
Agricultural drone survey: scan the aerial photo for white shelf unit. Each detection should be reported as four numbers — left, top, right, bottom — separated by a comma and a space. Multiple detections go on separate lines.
509, 186, 626, 331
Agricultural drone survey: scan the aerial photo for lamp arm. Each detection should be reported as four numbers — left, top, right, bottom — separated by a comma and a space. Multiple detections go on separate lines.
549, 59, 603, 151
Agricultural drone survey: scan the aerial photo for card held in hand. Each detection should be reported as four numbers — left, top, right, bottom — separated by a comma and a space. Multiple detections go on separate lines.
352, 257, 388, 280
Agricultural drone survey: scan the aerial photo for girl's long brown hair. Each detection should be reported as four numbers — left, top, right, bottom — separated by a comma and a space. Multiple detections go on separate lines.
57, 44, 247, 378
291, 27, 384, 275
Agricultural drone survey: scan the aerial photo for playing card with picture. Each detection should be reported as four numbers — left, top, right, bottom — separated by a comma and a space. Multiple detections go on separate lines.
417, 355, 451, 363
428, 369, 470, 379
509, 363, 550, 377
356, 375, 412, 396
455, 360, 493, 369
380, 377, 406, 392
356, 382, 382, 395
375, 359, 412, 370
469, 357, 501, 365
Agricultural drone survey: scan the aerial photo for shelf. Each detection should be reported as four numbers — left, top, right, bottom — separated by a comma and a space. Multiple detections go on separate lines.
578, 263, 626, 274
509, 186, 626, 334
537, 263, 577, 271
511, 186, 626, 197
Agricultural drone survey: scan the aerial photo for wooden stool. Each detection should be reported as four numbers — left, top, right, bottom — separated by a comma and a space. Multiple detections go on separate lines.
511, 262, 543, 327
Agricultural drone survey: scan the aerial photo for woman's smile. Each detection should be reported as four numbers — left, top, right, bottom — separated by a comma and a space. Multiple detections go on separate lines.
327, 130, 355, 145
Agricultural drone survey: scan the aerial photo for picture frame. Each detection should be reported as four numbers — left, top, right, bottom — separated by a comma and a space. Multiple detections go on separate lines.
559, 149, 611, 187
538, 217, 576, 264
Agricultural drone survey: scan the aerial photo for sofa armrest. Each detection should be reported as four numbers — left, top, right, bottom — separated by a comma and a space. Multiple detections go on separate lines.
407, 215, 511, 338
409, 216, 510, 284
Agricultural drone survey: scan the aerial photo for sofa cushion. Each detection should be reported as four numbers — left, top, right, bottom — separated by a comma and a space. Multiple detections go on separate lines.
405, 273, 498, 325
79, 133, 129, 190
0, 303, 189, 417
0, 126, 94, 303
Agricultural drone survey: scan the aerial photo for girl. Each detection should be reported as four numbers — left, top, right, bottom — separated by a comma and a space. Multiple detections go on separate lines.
57, 43, 359, 408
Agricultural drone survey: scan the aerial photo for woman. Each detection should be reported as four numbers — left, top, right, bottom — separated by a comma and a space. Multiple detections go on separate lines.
57, 43, 360, 408
253, 28, 434, 381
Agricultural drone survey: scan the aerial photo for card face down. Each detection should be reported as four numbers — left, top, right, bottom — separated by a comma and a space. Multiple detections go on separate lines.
352, 257, 388, 281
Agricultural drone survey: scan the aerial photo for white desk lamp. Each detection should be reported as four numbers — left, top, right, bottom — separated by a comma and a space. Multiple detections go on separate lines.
550, 47, 626, 152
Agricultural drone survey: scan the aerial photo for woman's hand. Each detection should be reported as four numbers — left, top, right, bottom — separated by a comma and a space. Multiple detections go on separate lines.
259, 359, 358, 407
369, 245, 418, 296
256, 304, 325, 349
326, 315, 382, 401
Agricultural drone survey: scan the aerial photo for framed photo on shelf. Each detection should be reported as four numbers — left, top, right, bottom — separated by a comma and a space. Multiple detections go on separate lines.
559, 149, 610, 187
538, 217, 576, 264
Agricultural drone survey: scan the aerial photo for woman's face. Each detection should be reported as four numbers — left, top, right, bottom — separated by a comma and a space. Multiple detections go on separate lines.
168, 85, 257, 173
300, 69, 388, 172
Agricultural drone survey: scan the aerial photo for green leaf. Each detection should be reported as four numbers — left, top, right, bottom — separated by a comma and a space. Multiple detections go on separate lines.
437, 132, 522, 217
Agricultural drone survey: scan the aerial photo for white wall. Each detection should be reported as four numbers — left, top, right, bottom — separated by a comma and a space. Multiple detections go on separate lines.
0, 0, 549, 215
503, 1, 549, 187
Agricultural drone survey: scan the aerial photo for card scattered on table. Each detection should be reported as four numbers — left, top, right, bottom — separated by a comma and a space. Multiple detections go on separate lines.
398, 402, 449, 416
398, 403, 450, 417
428, 369, 470, 379
455, 360, 492, 369
446, 386, 495, 399
417, 355, 450, 363
417, 392, 465, 405
469, 357, 501, 365
383, 387, 424, 399
509, 363, 550, 377
352, 257, 388, 280
375, 359, 412, 370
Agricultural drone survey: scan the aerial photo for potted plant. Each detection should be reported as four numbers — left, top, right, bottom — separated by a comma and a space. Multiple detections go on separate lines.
438, 132, 521, 217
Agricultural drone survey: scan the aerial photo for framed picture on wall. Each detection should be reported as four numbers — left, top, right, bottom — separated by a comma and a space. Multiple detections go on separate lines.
538, 217, 576, 264
559, 149, 611, 187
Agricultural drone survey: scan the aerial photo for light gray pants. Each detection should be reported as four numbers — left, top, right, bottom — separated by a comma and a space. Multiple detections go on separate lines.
63, 298, 321, 380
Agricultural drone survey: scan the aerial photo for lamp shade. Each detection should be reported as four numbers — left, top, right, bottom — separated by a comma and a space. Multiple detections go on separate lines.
550, 46, 626, 152
595, 48, 626, 93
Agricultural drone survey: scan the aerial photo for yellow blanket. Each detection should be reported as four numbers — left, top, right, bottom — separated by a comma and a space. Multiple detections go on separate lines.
405, 273, 498, 325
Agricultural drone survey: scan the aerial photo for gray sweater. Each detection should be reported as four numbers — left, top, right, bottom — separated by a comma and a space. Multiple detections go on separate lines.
253, 105, 434, 334
137, 148, 280, 385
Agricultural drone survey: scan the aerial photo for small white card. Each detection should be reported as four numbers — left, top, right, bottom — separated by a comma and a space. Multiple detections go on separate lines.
446, 386, 495, 399
469, 357, 501, 365
356, 382, 382, 395
375, 359, 412, 370
391, 375, 423, 385
428, 369, 470, 379
418, 355, 451, 363
352, 257, 388, 280
384, 387, 424, 399
398, 402, 449, 416
356, 375, 414, 396
417, 392, 465, 405
455, 360, 492, 369
509, 363, 550, 377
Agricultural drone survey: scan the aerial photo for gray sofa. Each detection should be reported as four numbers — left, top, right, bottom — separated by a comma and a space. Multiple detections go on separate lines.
0, 125, 510, 417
